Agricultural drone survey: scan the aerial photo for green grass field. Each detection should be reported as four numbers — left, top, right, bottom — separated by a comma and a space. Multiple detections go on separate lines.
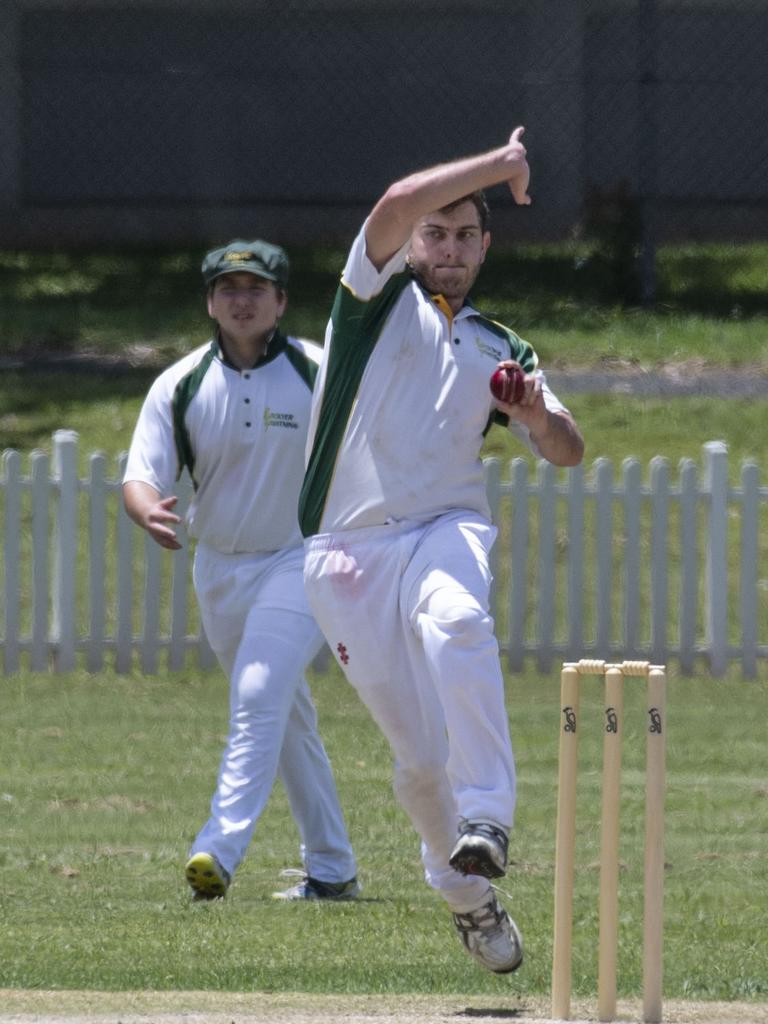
0, 242, 767, 1009
0, 664, 766, 999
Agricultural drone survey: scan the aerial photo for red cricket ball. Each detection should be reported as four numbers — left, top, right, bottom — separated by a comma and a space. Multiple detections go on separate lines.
490, 366, 526, 405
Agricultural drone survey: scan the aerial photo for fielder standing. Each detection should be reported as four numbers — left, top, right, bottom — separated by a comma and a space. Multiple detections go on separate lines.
123, 240, 359, 902
299, 128, 583, 970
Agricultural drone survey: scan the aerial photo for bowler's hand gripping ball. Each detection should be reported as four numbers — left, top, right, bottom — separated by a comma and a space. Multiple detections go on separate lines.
490, 366, 525, 405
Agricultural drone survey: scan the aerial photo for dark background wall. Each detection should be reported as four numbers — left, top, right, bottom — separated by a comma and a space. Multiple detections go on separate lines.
1, 0, 766, 248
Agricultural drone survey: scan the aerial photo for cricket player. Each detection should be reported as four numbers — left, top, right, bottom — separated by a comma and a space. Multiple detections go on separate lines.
123, 240, 359, 902
299, 128, 583, 971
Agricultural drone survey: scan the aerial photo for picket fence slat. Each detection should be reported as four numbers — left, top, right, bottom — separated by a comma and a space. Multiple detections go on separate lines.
87, 453, 108, 673
595, 458, 613, 657
704, 441, 729, 676
116, 453, 133, 674
30, 452, 50, 672
52, 429, 78, 671
3, 450, 21, 673
622, 458, 642, 659
678, 459, 699, 675
566, 464, 584, 659
740, 461, 760, 678
0, 430, 766, 677
536, 461, 557, 675
141, 534, 162, 675
650, 457, 669, 666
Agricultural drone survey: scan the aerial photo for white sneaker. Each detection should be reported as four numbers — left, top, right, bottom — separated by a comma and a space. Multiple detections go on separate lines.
452, 890, 523, 974
271, 868, 361, 901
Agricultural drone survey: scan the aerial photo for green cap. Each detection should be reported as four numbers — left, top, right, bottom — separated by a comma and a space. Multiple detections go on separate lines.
202, 239, 289, 288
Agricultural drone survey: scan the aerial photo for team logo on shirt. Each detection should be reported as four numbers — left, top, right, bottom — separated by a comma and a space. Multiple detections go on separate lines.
263, 408, 299, 431
474, 337, 506, 361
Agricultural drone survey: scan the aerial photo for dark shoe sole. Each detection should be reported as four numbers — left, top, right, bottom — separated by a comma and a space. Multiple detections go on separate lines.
449, 844, 506, 880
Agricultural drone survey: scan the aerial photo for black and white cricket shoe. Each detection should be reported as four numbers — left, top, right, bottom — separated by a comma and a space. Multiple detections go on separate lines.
452, 890, 524, 974
449, 819, 509, 879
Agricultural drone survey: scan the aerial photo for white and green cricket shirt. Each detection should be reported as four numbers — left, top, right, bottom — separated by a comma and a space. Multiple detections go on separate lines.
124, 330, 320, 554
299, 223, 568, 537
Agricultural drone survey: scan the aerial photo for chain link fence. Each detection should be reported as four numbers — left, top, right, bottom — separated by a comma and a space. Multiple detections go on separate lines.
2, 0, 768, 297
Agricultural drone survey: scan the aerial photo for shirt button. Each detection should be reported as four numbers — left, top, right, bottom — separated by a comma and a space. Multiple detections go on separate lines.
244, 397, 250, 404
454, 338, 460, 345
245, 421, 252, 427
244, 373, 251, 379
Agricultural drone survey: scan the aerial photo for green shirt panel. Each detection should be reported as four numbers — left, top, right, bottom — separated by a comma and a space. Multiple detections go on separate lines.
298, 271, 412, 537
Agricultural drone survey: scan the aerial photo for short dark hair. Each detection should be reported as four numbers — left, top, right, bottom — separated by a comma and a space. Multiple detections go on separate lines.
439, 190, 490, 233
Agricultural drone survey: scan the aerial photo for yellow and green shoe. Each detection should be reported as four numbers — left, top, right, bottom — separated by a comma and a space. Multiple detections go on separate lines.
185, 852, 230, 901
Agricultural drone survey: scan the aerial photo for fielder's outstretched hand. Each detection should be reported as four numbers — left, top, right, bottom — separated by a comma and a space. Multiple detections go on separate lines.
143, 495, 183, 550
507, 127, 531, 206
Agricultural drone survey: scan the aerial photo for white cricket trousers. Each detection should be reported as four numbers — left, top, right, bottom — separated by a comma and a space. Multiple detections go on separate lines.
189, 542, 357, 884
303, 510, 516, 911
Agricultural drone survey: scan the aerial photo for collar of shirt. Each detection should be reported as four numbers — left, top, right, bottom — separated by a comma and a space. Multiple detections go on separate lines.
213, 327, 288, 371
427, 291, 483, 326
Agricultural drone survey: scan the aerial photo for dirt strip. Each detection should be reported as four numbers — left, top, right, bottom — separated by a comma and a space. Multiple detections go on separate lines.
1, 991, 766, 1024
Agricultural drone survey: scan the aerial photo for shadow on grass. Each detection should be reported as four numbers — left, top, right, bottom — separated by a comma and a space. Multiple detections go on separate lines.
455, 1009, 528, 1019
0, 246, 352, 454
0, 368, 159, 453
477, 245, 768, 321
0, 246, 347, 355
0, 249, 204, 352
1, 243, 766, 363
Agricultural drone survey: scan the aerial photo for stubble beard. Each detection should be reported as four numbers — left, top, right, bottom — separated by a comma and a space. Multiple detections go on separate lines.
409, 257, 481, 303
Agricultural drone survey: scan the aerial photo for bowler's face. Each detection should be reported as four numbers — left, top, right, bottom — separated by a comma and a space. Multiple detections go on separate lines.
408, 202, 490, 312
207, 272, 286, 343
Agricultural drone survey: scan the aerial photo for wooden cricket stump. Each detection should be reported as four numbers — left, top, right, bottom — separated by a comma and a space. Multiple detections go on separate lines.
551, 660, 667, 1024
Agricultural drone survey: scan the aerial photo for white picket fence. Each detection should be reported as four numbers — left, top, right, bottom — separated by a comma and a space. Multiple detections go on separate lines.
1, 431, 766, 677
